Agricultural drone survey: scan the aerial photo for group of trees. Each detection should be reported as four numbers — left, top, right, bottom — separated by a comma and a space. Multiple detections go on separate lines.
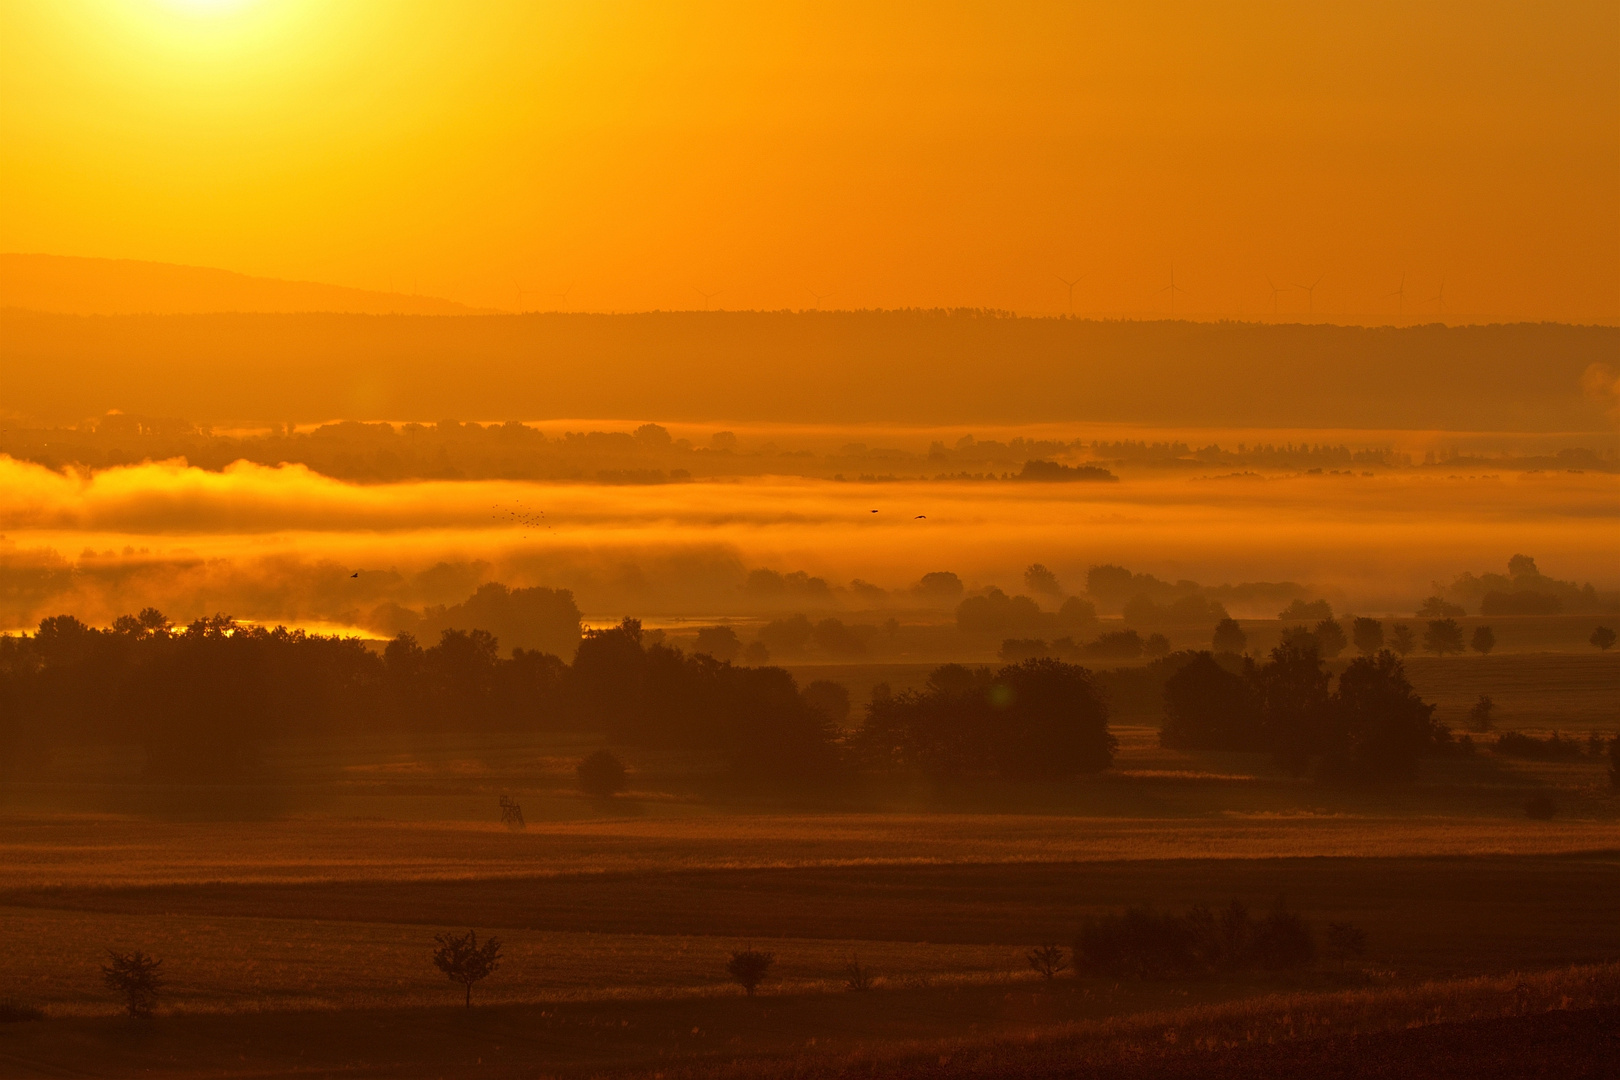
1073, 900, 1323, 979
855, 659, 1116, 781
1160, 640, 1454, 778
0, 612, 841, 784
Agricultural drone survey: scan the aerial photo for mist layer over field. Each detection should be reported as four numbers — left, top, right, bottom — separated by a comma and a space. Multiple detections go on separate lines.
4, 448, 1614, 631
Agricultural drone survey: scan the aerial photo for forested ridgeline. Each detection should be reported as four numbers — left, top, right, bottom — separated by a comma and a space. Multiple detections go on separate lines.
1, 609, 1470, 787
4, 311, 1616, 430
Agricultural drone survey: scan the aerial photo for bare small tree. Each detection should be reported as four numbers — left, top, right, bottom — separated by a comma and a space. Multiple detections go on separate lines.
102, 949, 163, 1019
726, 948, 775, 997
843, 954, 874, 992
1027, 944, 1069, 980
432, 930, 503, 1008
1325, 923, 1367, 971
498, 795, 526, 831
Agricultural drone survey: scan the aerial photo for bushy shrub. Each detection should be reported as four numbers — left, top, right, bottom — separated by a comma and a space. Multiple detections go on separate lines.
576, 750, 628, 796
1493, 731, 1584, 761
1075, 900, 1314, 979
727, 949, 775, 996
0, 1000, 45, 1023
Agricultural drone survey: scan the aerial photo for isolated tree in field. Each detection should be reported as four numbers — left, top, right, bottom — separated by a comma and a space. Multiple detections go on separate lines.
1211, 617, 1246, 654
1024, 563, 1061, 596
1027, 944, 1069, 980
726, 948, 775, 996
576, 750, 628, 796
1422, 618, 1465, 656
432, 930, 502, 1008
1313, 618, 1348, 659
1325, 923, 1367, 971
1592, 626, 1617, 652
1351, 617, 1384, 656
1468, 695, 1495, 733
1470, 625, 1496, 656
843, 954, 874, 992
102, 950, 163, 1019
1388, 623, 1415, 657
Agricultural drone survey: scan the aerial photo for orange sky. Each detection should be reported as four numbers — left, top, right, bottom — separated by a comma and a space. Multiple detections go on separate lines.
2, 1, 1616, 320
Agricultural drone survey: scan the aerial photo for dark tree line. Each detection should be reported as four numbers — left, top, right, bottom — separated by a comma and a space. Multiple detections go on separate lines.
855, 658, 1116, 780
0, 612, 846, 785
1160, 640, 1455, 779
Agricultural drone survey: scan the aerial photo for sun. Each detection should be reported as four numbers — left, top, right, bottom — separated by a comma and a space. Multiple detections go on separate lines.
160, 0, 259, 12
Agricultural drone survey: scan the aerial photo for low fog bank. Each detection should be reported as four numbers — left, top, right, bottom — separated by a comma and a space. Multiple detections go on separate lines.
4, 415, 1617, 485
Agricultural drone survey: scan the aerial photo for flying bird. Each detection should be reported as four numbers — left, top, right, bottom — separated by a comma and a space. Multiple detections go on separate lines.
350, 572, 359, 578
870, 509, 878, 513
915, 515, 926, 519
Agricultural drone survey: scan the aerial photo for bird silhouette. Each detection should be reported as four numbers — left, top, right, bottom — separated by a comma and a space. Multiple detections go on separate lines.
350, 572, 358, 578
915, 515, 926, 519
870, 509, 878, 513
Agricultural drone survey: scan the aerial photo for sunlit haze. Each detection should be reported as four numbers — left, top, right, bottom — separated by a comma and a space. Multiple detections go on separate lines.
2, 1, 1615, 318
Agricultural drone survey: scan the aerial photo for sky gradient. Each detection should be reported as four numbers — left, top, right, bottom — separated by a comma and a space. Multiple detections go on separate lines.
2, 0, 1616, 320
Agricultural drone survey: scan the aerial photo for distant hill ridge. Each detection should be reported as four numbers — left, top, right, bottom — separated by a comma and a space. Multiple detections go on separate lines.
2, 297, 1615, 431
0, 253, 487, 317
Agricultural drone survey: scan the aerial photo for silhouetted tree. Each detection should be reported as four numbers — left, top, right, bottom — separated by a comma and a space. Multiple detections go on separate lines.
102, 950, 163, 1019
1160, 652, 1261, 751
694, 625, 742, 662
1314, 619, 1348, 659
742, 640, 770, 664
1252, 637, 1333, 773
1211, 617, 1246, 654
1027, 944, 1069, 980
1351, 617, 1384, 656
1024, 564, 1061, 595
1467, 694, 1495, 733
859, 658, 1113, 780
1470, 625, 1496, 655
432, 930, 502, 1008
843, 954, 874, 992
577, 750, 628, 796
1326, 923, 1367, 971
1279, 599, 1333, 621
1250, 901, 1314, 971
726, 948, 774, 996
1143, 632, 1171, 658
1423, 618, 1465, 656
1389, 623, 1415, 656
801, 680, 851, 726
1328, 651, 1447, 779
1592, 626, 1617, 652
1418, 596, 1466, 618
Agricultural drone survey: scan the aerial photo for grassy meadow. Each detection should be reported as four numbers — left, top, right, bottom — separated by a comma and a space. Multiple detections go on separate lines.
1, 650, 1616, 1077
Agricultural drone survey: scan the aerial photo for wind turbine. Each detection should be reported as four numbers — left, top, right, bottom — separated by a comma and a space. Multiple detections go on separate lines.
1056, 272, 1088, 314
807, 288, 833, 310
552, 284, 573, 311
511, 277, 531, 312
1266, 276, 1290, 317
694, 287, 723, 310
1295, 273, 1324, 315
1386, 273, 1408, 317
1427, 280, 1445, 316
1159, 267, 1187, 317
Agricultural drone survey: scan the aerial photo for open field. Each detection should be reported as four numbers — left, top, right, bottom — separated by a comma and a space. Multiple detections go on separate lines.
2, 650, 1615, 1075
